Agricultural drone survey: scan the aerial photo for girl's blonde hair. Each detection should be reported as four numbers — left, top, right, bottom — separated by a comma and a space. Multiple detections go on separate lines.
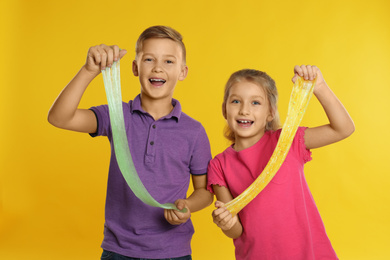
222, 69, 280, 142
135, 25, 186, 64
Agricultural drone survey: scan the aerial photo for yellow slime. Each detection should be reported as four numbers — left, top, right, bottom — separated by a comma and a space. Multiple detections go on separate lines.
225, 76, 316, 216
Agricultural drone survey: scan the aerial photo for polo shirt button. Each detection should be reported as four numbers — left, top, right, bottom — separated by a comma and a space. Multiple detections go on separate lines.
150, 141, 154, 145
152, 125, 156, 129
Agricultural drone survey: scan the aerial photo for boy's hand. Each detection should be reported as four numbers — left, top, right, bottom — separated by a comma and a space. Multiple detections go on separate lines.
212, 201, 238, 231
292, 65, 327, 94
84, 44, 127, 77
164, 199, 191, 225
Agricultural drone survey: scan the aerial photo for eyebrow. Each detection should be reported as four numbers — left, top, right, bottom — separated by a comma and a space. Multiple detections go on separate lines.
229, 94, 265, 100
142, 53, 178, 59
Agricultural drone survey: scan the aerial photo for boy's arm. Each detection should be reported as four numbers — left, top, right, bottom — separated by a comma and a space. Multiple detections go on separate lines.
164, 174, 213, 225
212, 185, 243, 239
292, 65, 355, 149
47, 45, 127, 133
187, 175, 214, 212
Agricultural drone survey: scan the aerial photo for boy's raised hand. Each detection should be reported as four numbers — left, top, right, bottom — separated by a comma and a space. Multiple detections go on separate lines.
164, 199, 191, 225
84, 44, 127, 77
212, 201, 238, 231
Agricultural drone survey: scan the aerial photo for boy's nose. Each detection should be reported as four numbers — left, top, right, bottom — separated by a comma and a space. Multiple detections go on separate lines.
152, 62, 163, 73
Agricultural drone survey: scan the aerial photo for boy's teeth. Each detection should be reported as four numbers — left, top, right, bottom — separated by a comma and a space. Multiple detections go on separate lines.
150, 79, 166, 83
238, 120, 251, 123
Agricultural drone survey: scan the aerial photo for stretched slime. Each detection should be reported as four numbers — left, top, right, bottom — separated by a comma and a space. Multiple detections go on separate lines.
225, 76, 316, 216
101, 61, 185, 212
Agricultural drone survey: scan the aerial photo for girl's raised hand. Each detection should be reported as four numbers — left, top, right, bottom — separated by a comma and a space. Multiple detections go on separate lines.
292, 65, 327, 94
212, 201, 238, 231
84, 44, 127, 77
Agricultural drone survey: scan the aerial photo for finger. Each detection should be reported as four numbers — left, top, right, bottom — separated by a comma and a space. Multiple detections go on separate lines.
215, 201, 225, 208
300, 64, 309, 80
294, 65, 303, 77
165, 210, 175, 224
214, 209, 231, 223
98, 46, 108, 70
119, 49, 127, 59
175, 200, 186, 211
292, 73, 298, 83
111, 45, 120, 62
170, 210, 180, 222
102, 45, 114, 68
88, 46, 101, 66
312, 65, 319, 79
212, 207, 227, 218
306, 65, 314, 80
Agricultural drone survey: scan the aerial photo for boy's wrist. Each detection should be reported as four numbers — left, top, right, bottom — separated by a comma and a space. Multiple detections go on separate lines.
80, 65, 100, 80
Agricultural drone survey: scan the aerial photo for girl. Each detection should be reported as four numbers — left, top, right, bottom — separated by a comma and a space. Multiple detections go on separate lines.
208, 65, 354, 260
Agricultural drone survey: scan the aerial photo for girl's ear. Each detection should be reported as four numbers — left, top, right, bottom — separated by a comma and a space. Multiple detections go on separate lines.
178, 65, 189, 81
132, 60, 139, 76
267, 114, 274, 122
222, 103, 227, 119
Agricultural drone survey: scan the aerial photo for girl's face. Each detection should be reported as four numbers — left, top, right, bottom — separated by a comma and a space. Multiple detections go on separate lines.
225, 79, 273, 150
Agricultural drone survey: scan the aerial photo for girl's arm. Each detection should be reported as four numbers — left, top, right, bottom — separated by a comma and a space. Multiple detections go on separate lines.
292, 65, 355, 149
212, 185, 243, 239
47, 45, 127, 133
164, 175, 213, 225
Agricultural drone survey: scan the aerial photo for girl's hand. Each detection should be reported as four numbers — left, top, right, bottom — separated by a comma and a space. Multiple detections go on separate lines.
292, 65, 327, 94
84, 44, 127, 77
212, 201, 238, 231
164, 199, 191, 225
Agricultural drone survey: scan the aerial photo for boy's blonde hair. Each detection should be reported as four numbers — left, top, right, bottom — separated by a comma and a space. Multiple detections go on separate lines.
222, 69, 280, 143
135, 25, 186, 64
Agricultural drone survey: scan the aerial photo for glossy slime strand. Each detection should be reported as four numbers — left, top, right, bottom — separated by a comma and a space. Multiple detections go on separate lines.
225, 76, 316, 216
101, 61, 186, 213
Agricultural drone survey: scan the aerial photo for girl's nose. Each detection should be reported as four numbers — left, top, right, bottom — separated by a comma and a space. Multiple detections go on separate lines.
239, 103, 250, 115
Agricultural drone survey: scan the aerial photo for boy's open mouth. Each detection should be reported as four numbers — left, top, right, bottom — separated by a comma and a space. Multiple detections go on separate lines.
149, 78, 166, 86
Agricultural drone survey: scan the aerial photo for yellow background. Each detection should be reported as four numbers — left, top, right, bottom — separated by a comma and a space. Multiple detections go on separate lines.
1, 0, 389, 259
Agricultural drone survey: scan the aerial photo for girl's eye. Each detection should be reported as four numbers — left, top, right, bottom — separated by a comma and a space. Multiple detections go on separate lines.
232, 100, 240, 104
252, 101, 260, 105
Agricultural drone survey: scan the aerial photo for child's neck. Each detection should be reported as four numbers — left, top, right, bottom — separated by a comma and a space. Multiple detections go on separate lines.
140, 94, 174, 121
233, 132, 266, 152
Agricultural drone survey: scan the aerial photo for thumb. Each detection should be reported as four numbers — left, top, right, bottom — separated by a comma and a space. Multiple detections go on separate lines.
292, 73, 298, 83
215, 201, 225, 208
175, 199, 186, 210
119, 49, 127, 59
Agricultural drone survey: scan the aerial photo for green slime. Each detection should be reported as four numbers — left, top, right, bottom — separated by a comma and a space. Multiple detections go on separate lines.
101, 61, 186, 212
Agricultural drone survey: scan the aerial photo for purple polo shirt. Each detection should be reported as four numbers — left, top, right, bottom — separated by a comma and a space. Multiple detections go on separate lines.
89, 95, 211, 258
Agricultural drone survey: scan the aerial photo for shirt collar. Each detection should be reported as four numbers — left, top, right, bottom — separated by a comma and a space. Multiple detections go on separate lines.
130, 94, 182, 121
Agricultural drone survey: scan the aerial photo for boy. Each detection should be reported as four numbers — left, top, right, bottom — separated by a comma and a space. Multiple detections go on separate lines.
48, 26, 213, 259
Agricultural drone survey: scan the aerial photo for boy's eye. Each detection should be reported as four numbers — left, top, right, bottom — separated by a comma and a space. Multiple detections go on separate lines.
144, 58, 153, 62
252, 101, 260, 105
166, 60, 174, 64
232, 100, 240, 104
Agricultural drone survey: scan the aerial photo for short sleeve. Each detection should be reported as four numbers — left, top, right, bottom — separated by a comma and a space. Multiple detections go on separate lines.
89, 104, 111, 137
189, 125, 212, 175
207, 157, 227, 193
293, 127, 312, 163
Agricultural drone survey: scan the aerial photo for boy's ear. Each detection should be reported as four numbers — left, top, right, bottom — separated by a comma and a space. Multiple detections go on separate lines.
132, 60, 139, 76
178, 65, 189, 81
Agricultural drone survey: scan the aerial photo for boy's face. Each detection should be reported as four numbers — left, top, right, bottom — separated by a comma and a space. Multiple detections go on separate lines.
132, 38, 188, 102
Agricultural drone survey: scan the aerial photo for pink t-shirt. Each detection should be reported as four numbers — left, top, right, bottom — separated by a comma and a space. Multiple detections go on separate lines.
207, 127, 338, 260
